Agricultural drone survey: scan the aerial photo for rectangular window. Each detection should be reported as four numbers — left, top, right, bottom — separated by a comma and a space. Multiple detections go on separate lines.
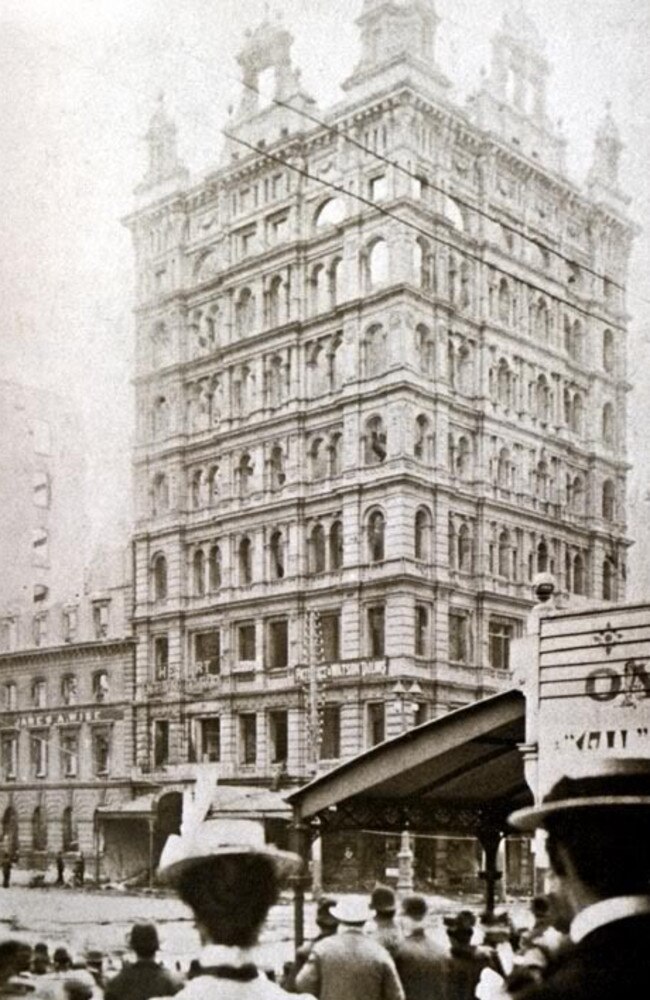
32, 680, 47, 708
60, 730, 79, 778
269, 710, 288, 764
1, 734, 17, 780
320, 613, 341, 662
3, 683, 17, 711
239, 713, 257, 765
267, 212, 289, 245
61, 675, 77, 706
272, 173, 283, 199
367, 605, 385, 658
449, 611, 471, 664
195, 631, 221, 675
154, 636, 169, 680
200, 718, 221, 762
153, 721, 169, 767
415, 604, 429, 658
92, 728, 111, 776
0, 621, 16, 654
31, 730, 48, 778
367, 702, 386, 747
237, 225, 256, 257
488, 619, 517, 671
369, 174, 388, 202
267, 618, 288, 670
93, 602, 110, 639
320, 705, 341, 760
238, 622, 256, 662
62, 607, 77, 642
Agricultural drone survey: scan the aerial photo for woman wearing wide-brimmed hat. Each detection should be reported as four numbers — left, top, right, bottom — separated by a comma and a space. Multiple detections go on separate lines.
157, 818, 314, 999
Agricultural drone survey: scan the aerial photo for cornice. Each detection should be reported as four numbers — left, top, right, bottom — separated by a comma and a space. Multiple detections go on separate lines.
0, 639, 136, 666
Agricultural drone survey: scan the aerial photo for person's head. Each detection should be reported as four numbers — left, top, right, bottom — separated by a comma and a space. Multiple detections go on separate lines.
400, 894, 427, 936
510, 759, 650, 918
330, 897, 371, 928
315, 897, 338, 934
32, 947, 49, 975
175, 853, 281, 948
370, 884, 396, 918
129, 923, 159, 960
445, 910, 476, 948
53, 948, 72, 972
0, 941, 32, 983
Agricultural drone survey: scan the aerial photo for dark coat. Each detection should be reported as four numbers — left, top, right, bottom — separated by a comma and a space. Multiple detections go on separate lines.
104, 960, 181, 1000
509, 914, 650, 1000
392, 929, 446, 1000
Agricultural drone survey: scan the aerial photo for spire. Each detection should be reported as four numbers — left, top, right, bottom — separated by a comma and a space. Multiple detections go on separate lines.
468, 3, 565, 173
588, 103, 623, 194
139, 93, 188, 192
343, 0, 449, 100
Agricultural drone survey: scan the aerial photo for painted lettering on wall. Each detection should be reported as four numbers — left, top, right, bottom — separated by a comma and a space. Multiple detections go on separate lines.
585, 660, 650, 704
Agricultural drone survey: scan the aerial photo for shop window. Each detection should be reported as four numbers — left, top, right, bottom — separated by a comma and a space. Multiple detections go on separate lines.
320, 705, 341, 760
367, 702, 386, 747
269, 710, 288, 764
200, 718, 221, 762
195, 631, 221, 676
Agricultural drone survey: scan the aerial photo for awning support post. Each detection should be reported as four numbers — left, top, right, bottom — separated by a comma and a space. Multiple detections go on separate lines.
290, 818, 312, 953
478, 828, 503, 919
148, 816, 155, 889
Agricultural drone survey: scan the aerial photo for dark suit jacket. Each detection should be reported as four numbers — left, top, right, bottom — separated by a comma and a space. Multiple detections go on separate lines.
510, 914, 650, 1000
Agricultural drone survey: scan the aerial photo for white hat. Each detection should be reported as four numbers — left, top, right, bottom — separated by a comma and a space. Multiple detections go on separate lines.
157, 818, 301, 883
331, 897, 371, 924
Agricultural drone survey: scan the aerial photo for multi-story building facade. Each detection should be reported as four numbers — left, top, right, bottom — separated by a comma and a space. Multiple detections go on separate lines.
0, 380, 89, 628
126, 0, 633, 835
0, 549, 135, 869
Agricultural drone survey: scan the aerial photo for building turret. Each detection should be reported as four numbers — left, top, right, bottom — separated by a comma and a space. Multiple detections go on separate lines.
137, 93, 188, 196
587, 104, 630, 212
469, 3, 565, 173
342, 0, 450, 103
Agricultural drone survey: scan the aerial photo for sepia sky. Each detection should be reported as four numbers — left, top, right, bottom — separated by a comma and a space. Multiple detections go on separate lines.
1, 0, 649, 587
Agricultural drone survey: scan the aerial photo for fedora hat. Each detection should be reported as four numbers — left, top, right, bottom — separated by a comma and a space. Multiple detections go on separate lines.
370, 884, 396, 914
157, 818, 301, 883
331, 897, 371, 924
509, 757, 650, 832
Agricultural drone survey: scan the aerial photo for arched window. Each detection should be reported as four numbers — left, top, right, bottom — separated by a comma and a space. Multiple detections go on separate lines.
193, 549, 205, 596
329, 258, 342, 309
234, 288, 255, 338
537, 540, 549, 573
151, 321, 170, 368
191, 469, 203, 509
266, 355, 285, 408
208, 544, 221, 591
571, 321, 583, 362
269, 444, 286, 490
603, 558, 615, 601
365, 238, 389, 289
307, 341, 328, 397
571, 475, 585, 514
456, 437, 470, 479
152, 396, 169, 438
314, 197, 346, 228
329, 433, 342, 477
416, 324, 435, 376
537, 375, 551, 423
269, 530, 285, 580
571, 393, 583, 435
152, 473, 169, 515
497, 359, 512, 408
534, 298, 549, 341
309, 524, 326, 574
32, 806, 47, 852
498, 279, 511, 324
329, 521, 344, 570
497, 447, 511, 489
62, 806, 77, 852
414, 508, 430, 561
458, 523, 472, 573
602, 479, 616, 521
152, 553, 168, 601
239, 537, 252, 586
414, 237, 433, 290
364, 324, 386, 378
309, 438, 328, 480
414, 415, 431, 461
367, 510, 385, 563
267, 275, 284, 327
536, 461, 549, 500
573, 553, 585, 595
602, 402, 615, 447
457, 344, 472, 395
364, 416, 387, 466
310, 263, 327, 315
603, 329, 615, 373
237, 453, 254, 498
208, 464, 220, 504
498, 530, 511, 578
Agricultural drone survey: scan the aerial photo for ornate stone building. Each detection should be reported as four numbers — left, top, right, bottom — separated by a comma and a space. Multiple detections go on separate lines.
126, 0, 633, 835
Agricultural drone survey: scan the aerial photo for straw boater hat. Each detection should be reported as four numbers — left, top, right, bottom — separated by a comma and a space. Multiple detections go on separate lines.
157, 818, 301, 883
331, 897, 371, 925
509, 758, 650, 832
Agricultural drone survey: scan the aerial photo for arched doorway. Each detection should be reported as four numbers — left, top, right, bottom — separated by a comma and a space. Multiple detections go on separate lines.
62, 806, 78, 852
152, 792, 182, 869
2, 807, 18, 857
32, 806, 48, 852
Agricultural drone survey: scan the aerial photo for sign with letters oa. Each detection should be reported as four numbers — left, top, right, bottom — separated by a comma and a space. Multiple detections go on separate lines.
537, 604, 650, 793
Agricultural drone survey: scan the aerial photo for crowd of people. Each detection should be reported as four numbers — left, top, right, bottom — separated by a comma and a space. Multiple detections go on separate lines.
1, 755, 648, 999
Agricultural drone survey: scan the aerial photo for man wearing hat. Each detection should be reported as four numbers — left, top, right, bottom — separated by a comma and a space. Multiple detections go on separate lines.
507, 757, 650, 1000
104, 924, 180, 1000
294, 897, 404, 1000
157, 818, 314, 999
286, 897, 339, 988
368, 885, 403, 957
